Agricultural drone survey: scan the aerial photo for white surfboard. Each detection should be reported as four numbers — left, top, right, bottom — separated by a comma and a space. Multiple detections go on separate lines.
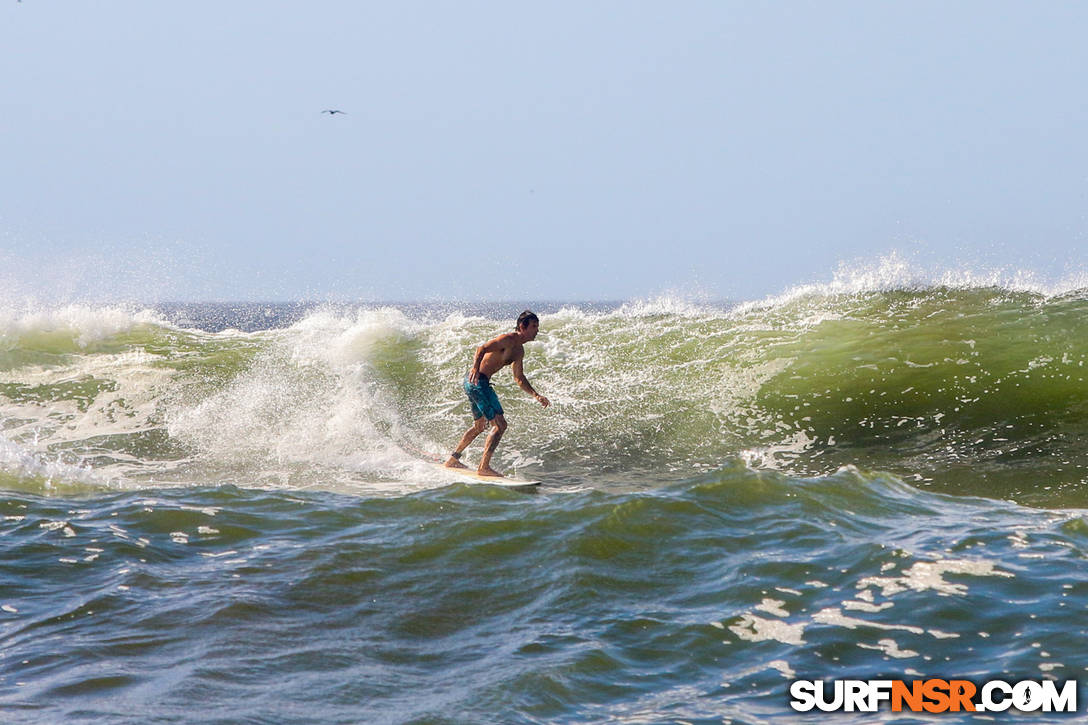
432, 462, 540, 488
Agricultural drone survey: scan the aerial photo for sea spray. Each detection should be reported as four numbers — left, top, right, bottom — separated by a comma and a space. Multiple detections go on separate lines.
1, 280, 1086, 504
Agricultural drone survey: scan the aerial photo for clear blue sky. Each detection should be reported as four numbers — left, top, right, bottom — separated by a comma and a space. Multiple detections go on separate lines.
3, 1, 1086, 302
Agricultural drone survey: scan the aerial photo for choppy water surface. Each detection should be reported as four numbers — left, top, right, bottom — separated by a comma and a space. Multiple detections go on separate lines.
3, 278, 1088, 722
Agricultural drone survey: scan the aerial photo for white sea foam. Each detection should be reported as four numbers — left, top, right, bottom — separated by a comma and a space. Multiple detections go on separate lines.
858, 558, 1013, 598
612, 296, 714, 319
0, 304, 169, 349
165, 307, 445, 491
0, 303, 487, 492
2, 263, 1083, 493
727, 613, 807, 645
735, 251, 1088, 314
755, 598, 790, 617
858, 638, 920, 659
0, 434, 107, 488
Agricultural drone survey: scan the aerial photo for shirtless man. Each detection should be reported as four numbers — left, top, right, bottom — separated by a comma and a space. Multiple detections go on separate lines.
444, 310, 550, 477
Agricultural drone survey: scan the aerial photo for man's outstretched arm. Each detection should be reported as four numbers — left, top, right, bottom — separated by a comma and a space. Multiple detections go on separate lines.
512, 358, 550, 407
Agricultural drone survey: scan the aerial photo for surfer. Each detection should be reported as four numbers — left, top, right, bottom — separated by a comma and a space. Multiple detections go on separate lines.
444, 310, 550, 477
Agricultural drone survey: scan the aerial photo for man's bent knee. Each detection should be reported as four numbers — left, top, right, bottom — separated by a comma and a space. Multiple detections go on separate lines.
492, 415, 507, 433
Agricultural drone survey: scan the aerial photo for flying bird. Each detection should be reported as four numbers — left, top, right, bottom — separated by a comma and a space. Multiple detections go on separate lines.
322, 110, 346, 115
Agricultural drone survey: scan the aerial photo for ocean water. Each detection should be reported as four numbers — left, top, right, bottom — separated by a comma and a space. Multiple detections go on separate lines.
3, 274, 1088, 723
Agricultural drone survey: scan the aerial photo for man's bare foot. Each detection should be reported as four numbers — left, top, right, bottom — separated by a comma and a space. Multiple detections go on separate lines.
444, 456, 469, 469
476, 466, 504, 478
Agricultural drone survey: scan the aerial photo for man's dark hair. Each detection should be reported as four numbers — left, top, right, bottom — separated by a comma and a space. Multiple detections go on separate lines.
516, 310, 539, 330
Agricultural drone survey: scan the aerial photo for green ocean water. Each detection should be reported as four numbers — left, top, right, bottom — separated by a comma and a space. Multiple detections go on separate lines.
2, 285, 1088, 722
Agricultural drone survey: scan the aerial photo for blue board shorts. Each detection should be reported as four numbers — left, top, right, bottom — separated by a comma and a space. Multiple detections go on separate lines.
465, 373, 504, 420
